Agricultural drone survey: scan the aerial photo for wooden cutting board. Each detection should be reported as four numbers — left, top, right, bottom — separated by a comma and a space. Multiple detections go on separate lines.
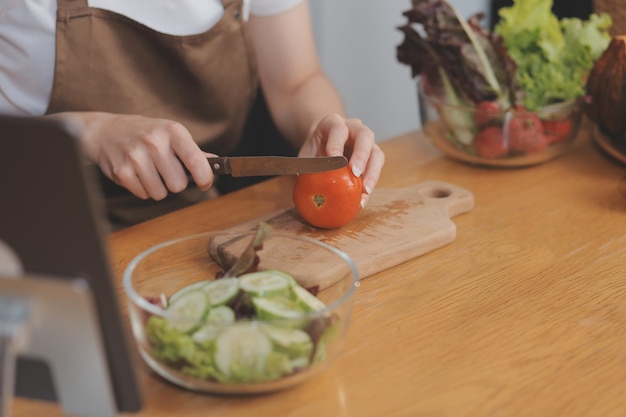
208, 180, 474, 288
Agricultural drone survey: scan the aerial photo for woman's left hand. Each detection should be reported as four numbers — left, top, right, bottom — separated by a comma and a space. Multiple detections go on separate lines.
298, 113, 385, 208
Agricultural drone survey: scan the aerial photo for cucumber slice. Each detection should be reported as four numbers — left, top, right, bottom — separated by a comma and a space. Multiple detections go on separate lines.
201, 278, 239, 306
252, 297, 304, 321
239, 271, 291, 297
191, 306, 236, 344
191, 324, 220, 344
264, 270, 299, 287
166, 290, 208, 334
169, 280, 211, 305
214, 322, 272, 381
293, 285, 326, 312
207, 305, 236, 326
261, 324, 313, 363
262, 324, 312, 347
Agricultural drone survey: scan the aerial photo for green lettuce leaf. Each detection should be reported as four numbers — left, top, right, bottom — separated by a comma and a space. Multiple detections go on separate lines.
494, 0, 611, 110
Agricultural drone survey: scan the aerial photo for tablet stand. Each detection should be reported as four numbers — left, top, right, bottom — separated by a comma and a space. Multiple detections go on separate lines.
0, 274, 119, 417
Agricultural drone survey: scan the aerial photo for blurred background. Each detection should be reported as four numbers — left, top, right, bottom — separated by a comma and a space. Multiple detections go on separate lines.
309, 0, 594, 142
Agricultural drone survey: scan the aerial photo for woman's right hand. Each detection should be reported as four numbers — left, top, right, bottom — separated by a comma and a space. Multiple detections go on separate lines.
50, 112, 214, 200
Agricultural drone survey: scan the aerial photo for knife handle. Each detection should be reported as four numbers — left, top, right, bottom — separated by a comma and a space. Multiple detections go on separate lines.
207, 157, 231, 175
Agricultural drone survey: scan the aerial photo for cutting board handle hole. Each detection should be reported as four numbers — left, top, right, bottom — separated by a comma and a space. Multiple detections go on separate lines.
424, 187, 452, 199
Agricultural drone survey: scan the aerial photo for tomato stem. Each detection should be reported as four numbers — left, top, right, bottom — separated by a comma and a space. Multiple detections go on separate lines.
313, 195, 325, 207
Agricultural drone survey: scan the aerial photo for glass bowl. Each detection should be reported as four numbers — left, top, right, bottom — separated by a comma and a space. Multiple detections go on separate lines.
123, 229, 359, 395
418, 78, 583, 167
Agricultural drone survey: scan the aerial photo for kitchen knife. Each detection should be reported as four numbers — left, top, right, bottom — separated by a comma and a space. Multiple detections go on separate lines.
207, 156, 348, 177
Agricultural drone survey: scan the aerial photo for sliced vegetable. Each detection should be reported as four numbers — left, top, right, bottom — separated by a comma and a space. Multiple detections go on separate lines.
239, 271, 291, 297
213, 322, 290, 383
191, 305, 236, 343
252, 297, 304, 321
262, 269, 298, 287
147, 262, 335, 384
166, 290, 208, 333
293, 285, 326, 313
169, 280, 210, 305
191, 324, 220, 344
201, 277, 239, 306
261, 324, 313, 366
207, 305, 236, 325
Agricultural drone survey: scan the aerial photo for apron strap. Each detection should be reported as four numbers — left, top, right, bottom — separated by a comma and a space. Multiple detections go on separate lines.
57, 0, 241, 12
56, 0, 88, 8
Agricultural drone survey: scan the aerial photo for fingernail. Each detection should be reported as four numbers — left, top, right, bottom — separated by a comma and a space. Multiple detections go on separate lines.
360, 194, 369, 209
364, 183, 373, 195
352, 165, 363, 177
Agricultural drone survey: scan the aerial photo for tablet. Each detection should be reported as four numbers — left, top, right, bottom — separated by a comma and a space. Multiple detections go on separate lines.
0, 115, 142, 415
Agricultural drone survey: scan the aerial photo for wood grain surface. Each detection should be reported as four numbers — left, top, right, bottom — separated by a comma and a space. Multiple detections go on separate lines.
11, 120, 626, 417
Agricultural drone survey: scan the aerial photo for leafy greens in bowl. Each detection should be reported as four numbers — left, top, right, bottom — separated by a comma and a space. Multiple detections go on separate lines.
397, 0, 612, 166
123, 223, 359, 394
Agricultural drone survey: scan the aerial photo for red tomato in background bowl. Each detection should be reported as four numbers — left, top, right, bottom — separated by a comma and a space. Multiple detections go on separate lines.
292, 166, 363, 229
542, 119, 573, 144
508, 111, 549, 153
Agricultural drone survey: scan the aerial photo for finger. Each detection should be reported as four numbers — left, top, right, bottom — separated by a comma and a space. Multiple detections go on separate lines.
315, 114, 348, 157
168, 124, 214, 191
345, 119, 376, 178
360, 144, 385, 206
152, 147, 189, 193
127, 147, 169, 200
145, 122, 192, 193
149, 146, 189, 194
183, 151, 214, 191
110, 164, 150, 200
138, 164, 169, 200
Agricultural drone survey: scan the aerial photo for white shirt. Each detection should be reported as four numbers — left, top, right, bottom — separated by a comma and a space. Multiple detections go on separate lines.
0, 0, 303, 116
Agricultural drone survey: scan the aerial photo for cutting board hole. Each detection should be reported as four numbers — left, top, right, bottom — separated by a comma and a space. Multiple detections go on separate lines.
425, 187, 452, 199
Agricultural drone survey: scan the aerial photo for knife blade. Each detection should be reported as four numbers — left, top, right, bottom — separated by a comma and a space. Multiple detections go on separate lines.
207, 156, 348, 177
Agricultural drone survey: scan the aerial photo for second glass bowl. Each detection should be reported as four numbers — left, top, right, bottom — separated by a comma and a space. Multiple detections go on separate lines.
418, 78, 583, 167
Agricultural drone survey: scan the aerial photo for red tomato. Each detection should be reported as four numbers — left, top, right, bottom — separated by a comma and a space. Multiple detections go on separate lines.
292, 166, 363, 229
473, 126, 508, 158
508, 111, 549, 154
542, 119, 572, 144
474, 101, 501, 126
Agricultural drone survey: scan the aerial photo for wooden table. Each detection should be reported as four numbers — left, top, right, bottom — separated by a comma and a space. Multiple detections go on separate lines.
12, 123, 626, 417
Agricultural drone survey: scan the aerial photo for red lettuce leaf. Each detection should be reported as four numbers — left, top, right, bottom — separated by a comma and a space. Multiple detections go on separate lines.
397, 0, 519, 106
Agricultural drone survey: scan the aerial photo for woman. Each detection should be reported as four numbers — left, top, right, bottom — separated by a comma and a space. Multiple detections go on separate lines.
0, 0, 384, 227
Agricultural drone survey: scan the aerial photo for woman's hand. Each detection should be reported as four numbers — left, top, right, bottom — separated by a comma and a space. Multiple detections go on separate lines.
248, 4, 385, 208
55, 112, 214, 200
298, 113, 385, 208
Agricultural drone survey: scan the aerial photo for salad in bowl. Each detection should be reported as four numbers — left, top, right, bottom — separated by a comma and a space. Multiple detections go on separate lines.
397, 0, 612, 166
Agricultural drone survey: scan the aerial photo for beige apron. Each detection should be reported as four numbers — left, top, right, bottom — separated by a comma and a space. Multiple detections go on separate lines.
46, 0, 259, 228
